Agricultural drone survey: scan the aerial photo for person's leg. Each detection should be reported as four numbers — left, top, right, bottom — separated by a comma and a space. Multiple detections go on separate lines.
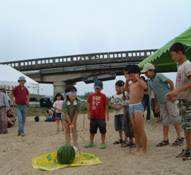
1, 108, 8, 133
56, 120, 60, 131
0, 108, 4, 133
174, 123, 182, 139
133, 112, 147, 153
99, 120, 107, 149
71, 122, 78, 147
16, 106, 22, 135
61, 120, 64, 131
146, 96, 151, 120
21, 106, 27, 134
185, 132, 191, 150
63, 121, 71, 145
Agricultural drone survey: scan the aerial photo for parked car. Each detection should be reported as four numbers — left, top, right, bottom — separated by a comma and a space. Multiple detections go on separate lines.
40, 97, 53, 108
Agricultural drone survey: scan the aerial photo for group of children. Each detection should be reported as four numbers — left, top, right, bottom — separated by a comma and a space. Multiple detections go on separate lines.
51, 42, 191, 160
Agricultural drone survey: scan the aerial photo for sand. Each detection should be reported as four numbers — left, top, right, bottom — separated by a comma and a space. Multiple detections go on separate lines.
0, 113, 191, 175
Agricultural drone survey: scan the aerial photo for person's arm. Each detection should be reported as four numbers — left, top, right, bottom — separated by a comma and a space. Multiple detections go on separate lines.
105, 97, 109, 121
165, 79, 174, 91
167, 76, 191, 98
136, 76, 147, 90
124, 80, 130, 92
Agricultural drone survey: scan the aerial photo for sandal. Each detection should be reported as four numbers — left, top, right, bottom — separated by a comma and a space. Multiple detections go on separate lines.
99, 144, 107, 149
176, 149, 187, 158
84, 143, 96, 148
113, 139, 124, 144
172, 137, 184, 146
182, 150, 191, 161
156, 140, 169, 147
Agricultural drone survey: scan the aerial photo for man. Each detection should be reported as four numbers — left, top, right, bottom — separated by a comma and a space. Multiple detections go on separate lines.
167, 42, 191, 160
12, 76, 29, 136
142, 63, 183, 147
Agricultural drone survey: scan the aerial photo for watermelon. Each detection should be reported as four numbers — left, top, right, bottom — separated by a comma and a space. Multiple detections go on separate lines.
57, 145, 76, 164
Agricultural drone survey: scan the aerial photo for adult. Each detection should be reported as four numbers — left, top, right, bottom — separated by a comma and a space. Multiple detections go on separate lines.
12, 76, 29, 136
0, 88, 10, 134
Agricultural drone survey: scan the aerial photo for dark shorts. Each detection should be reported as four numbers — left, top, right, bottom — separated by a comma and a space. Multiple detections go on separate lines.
90, 119, 106, 134
114, 114, 124, 131
55, 113, 62, 120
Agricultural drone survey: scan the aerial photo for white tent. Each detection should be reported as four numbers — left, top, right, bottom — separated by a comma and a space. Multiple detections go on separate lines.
0, 64, 39, 94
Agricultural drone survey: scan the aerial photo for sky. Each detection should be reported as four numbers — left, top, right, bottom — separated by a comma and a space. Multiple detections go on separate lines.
0, 0, 191, 96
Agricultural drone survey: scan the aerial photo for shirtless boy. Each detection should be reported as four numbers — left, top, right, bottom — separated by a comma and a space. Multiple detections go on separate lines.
124, 65, 148, 153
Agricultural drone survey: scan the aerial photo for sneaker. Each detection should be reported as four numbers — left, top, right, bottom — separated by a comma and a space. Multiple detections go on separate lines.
99, 144, 107, 149
113, 139, 124, 144
17, 132, 21, 136
84, 143, 96, 148
21, 133, 25, 137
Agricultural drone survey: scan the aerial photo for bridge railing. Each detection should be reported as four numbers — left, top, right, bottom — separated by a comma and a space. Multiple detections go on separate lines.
1, 49, 157, 71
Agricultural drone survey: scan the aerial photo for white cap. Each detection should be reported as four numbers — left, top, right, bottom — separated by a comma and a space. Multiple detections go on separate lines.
141, 63, 155, 73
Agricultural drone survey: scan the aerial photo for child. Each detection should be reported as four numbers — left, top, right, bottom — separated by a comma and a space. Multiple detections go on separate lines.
125, 65, 148, 153
63, 86, 80, 148
53, 93, 64, 132
111, 80, 126, 144
142, 63, 183, 147
85, 80, 109, 149
45, 109, 53, 122
167, 43, 191, 160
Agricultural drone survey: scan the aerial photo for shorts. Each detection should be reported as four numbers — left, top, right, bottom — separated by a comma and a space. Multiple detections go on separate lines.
55, 113, 64, 121
129, 103, 144, 117
114, 114, 124, 131
90, 119, 106, 134
179, 100, 191, 133
160, 101, 181, 127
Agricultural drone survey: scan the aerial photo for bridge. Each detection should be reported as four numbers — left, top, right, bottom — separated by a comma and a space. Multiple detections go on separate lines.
1, 49, 157, 94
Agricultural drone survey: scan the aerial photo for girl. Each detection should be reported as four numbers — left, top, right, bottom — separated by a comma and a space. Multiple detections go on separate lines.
63, 86, 80, 148
53, 93, 64, 132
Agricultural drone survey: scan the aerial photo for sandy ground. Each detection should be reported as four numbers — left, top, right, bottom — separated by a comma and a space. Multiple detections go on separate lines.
0, 113, 191, 175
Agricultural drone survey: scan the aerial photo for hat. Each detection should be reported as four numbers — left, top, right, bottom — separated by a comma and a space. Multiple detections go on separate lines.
94, 80, 103, 89
128, 65, 140, 74
141, 63, 155, 73
18, 76, 26, 82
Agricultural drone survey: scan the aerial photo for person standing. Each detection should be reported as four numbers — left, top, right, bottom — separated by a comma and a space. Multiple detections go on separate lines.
12, 76, 29, 136
0, 88, 10, 134
167, 43, 191, 160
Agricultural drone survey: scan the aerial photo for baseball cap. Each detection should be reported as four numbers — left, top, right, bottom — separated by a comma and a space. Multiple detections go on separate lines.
141, 63, 155, 73
94, 80, 103, 89
18, 76, 26, 82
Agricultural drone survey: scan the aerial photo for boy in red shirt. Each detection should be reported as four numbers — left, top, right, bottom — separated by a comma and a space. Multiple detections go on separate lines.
85, 80, 109, 149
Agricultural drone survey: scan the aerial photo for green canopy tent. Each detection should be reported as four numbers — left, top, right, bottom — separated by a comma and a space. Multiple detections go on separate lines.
139, 26, 191, 72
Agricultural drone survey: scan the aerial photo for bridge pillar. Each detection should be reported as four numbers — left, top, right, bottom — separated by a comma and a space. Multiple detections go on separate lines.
53, 81, 66, 95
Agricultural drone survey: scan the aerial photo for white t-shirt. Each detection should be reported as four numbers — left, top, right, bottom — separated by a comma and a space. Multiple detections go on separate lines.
53, 100, 64, 113
176, 60, 191, 101
111, 93, 125, 115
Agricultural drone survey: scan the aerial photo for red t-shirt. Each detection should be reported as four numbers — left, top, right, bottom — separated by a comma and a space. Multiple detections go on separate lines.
12, 85, 29, 105
88, 92, 108, 119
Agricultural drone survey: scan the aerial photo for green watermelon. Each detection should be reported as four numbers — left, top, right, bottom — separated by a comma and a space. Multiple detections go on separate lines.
57, 145, 76, 164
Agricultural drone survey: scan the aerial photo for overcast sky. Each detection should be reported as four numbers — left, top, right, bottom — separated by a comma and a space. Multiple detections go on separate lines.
0, 0, 191, 96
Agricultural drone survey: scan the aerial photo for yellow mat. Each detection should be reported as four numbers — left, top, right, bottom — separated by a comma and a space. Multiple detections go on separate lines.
32, 151, 102, 171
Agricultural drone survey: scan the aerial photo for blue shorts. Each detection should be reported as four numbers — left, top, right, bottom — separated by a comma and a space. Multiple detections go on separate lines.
129, 103, 144, 118
114, 114, 124, 131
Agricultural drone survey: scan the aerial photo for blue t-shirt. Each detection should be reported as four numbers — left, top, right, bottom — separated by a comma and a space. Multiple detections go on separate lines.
148, 74, 170, 104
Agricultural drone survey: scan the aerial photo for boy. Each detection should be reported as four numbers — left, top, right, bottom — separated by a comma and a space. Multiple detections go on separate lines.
142, 63, 183, 147
111, 80, 126, 144
85, 80, 109, 149
125, 65, 148, 153
167, 43, 191, 160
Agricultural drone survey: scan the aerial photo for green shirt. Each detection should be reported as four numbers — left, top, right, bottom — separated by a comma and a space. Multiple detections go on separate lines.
148, 74, 170, 104
63, 99, 80, 119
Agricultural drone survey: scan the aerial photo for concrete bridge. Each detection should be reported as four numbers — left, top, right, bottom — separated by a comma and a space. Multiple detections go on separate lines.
1, 49, 157, 93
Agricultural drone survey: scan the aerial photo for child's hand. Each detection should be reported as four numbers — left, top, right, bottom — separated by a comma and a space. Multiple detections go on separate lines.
69, 124, 74, 129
